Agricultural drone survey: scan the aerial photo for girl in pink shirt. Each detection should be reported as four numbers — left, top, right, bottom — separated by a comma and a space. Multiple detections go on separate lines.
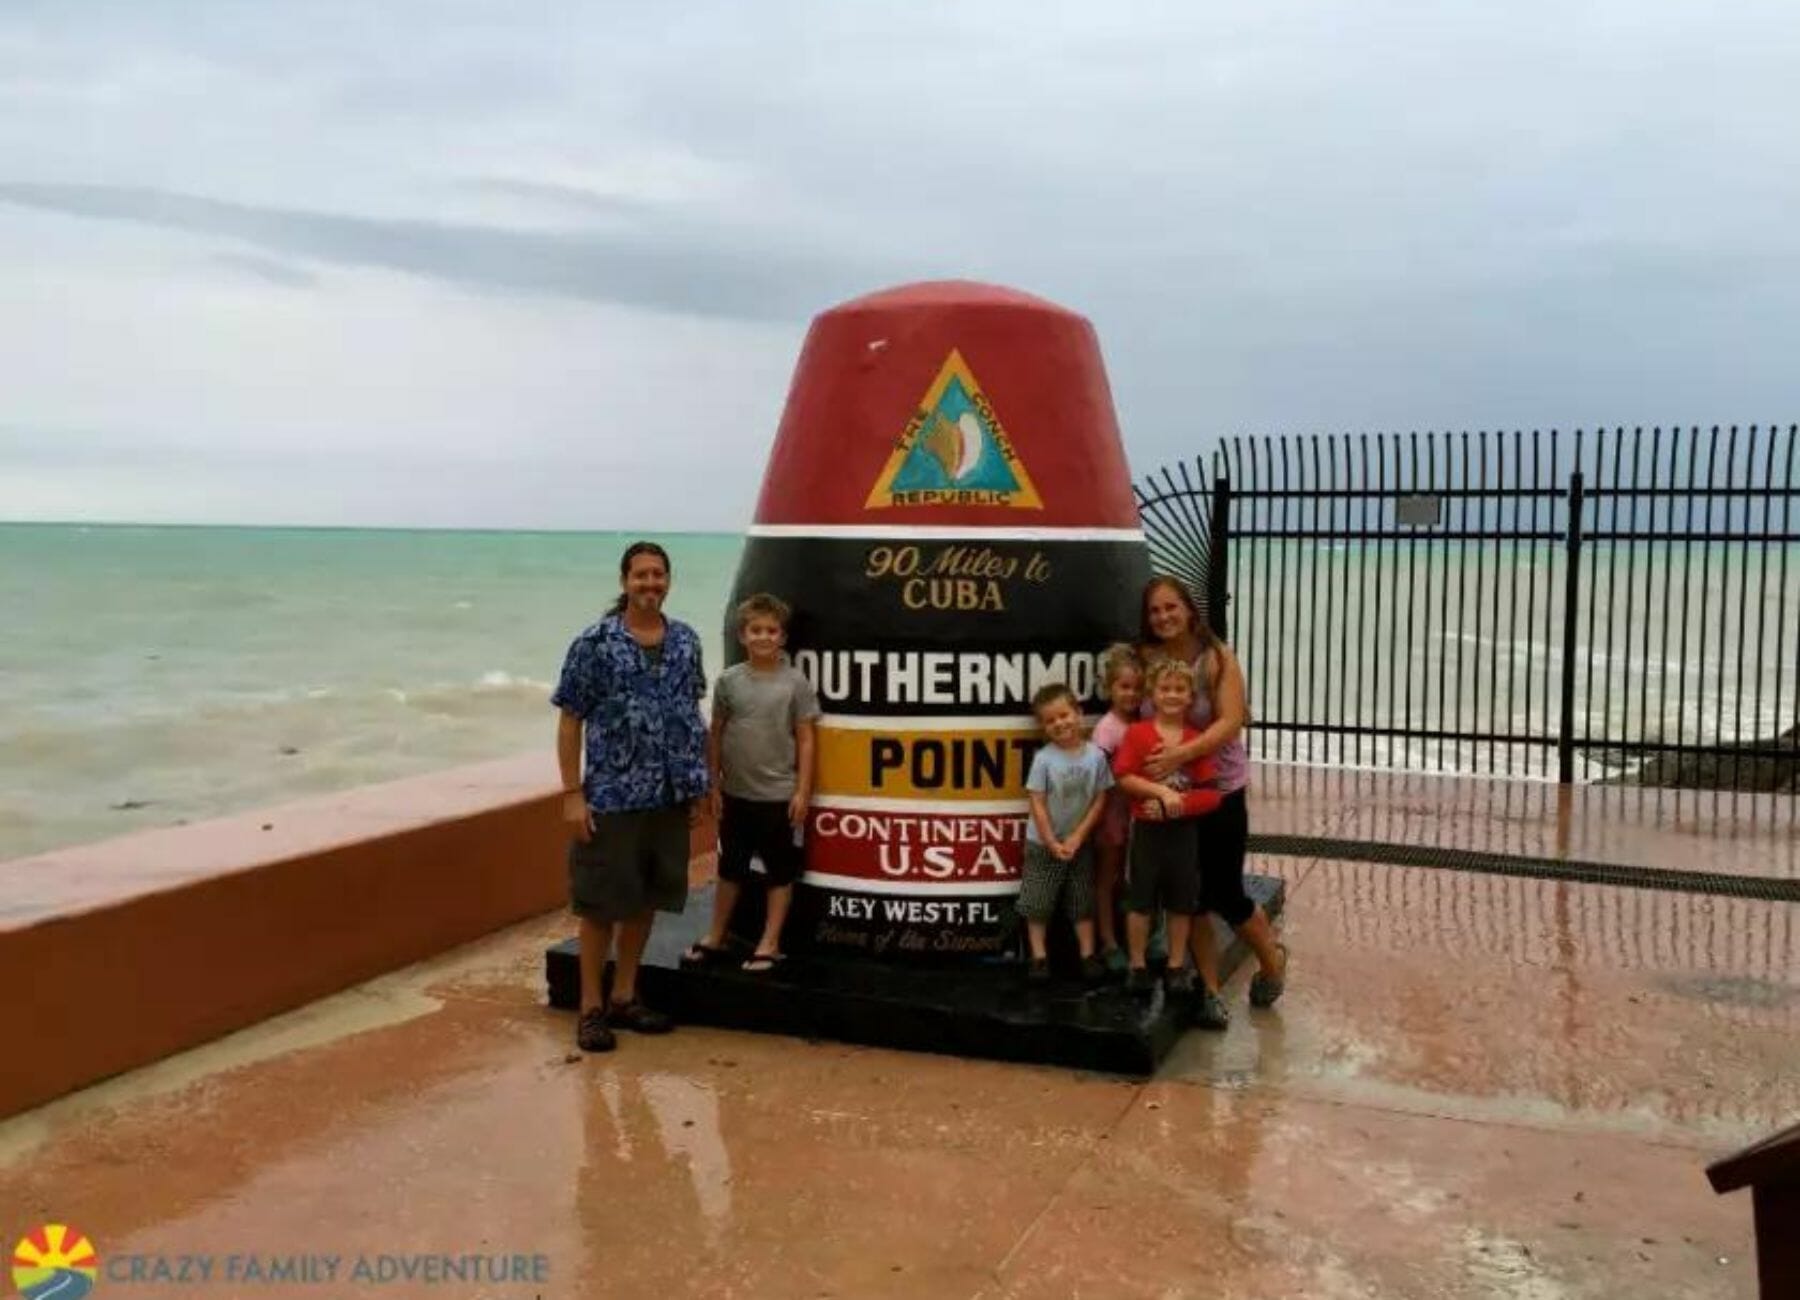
1089, 644, 1144, 974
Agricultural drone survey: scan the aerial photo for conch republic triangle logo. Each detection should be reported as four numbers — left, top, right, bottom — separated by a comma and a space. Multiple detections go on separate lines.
865, 349, 1044, 509
13, 1224, 99, 1299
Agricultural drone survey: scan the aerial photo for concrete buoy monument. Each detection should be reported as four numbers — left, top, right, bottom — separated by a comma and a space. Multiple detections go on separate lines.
547, 279, 1285, 1070
726, 281, 1150, 961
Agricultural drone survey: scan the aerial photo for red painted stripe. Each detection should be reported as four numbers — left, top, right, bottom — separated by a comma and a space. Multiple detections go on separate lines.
809, 806, 1024, 885
753, 281, 1139, 529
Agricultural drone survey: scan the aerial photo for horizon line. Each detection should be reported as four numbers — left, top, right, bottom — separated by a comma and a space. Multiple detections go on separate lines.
0, 519, 750, 538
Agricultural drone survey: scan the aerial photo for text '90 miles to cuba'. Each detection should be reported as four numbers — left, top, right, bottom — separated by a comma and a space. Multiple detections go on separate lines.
863, 543, 1051, 612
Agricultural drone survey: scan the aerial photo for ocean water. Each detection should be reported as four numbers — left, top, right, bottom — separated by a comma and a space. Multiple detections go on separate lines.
7, 523, 1793, 862
1222, 538, 1800, 781
1, 524, 745, 862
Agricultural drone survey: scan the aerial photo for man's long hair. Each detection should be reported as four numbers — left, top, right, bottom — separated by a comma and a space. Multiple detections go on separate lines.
609, 540, 673, 616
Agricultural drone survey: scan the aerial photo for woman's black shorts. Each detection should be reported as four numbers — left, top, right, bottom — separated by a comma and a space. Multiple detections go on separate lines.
1196, 789, 1254, 926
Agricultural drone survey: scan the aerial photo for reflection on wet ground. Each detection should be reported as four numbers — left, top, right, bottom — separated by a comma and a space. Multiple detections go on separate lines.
2, 769, 1794, 1298
1171, 856, 1799, 1145
1255, 765, 1800, 878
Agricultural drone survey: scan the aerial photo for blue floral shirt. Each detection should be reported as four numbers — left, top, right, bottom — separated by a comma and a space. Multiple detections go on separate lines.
551, 613, 710, 814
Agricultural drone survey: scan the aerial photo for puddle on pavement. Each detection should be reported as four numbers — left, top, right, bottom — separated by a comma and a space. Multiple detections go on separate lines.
1658, 972, 1798, 1010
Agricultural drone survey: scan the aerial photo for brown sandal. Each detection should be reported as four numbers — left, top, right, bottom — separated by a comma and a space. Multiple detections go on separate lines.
606, 999, 674, 1034
577, 1008, 616, 1052
1249, 943, 1288, 1009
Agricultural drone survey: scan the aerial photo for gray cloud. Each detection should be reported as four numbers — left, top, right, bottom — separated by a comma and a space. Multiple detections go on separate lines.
211, 251, 319, 289
458, 177, 657, 220
0, 182, 876, 321
4, 0, 1800, 527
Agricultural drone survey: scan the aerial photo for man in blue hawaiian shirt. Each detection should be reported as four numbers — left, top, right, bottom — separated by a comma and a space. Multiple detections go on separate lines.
553, 541, 710, 1053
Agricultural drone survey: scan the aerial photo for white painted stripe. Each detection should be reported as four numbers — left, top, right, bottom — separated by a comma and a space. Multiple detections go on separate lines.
817, 713, 1041, 732
747, 523, 1145, 543
810, 793, 1029, 814
802, 871, 1020, 897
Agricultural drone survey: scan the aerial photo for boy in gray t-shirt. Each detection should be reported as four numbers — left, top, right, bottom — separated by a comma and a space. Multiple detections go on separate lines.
684, 593, 820, 972
1019, 682, 1113, 984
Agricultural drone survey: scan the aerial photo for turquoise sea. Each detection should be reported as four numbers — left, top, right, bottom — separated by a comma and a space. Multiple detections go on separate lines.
7, 523, 1792, 862
1, 524, 746, 862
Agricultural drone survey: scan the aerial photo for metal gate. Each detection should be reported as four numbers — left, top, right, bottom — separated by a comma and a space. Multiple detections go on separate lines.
1134, 426, 1799, 788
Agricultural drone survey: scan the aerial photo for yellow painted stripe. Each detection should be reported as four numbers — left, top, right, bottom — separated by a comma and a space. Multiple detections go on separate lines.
814, 722, 1040, 800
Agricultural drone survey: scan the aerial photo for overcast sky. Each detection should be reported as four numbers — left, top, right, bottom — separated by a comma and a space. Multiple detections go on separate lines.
2, 1, 1795, 529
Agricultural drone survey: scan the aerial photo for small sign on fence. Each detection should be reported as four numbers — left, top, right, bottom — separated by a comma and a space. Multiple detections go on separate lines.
1395, 494, 1442, 527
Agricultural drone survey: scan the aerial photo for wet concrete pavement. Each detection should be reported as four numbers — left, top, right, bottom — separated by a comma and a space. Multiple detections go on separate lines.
1253, 765, 1800, 879
4, 785, 1796, 1297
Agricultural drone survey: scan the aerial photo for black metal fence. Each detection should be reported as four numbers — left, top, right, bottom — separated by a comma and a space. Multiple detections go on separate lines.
1134, 426, 1800, 788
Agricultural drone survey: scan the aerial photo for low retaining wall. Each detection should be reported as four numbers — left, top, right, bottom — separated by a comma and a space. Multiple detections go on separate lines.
0, 754, 713, 1120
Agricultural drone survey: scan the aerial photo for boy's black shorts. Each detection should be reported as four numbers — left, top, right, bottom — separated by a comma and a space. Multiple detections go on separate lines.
1126, 818, 1201, 915
719, 794, 803, 887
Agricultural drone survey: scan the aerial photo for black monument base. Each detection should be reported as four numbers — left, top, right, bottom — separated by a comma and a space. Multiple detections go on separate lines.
543, 874, 1284, 1076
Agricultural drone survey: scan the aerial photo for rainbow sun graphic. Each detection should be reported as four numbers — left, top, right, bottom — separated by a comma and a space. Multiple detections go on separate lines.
12, 1225, 99, 1300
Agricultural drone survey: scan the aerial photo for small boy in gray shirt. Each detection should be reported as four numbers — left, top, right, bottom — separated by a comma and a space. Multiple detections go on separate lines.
684, 593, 820, 972
1020, 682, 1113, 984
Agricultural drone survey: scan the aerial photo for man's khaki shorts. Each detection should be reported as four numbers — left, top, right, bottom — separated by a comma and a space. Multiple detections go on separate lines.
568, 804, 689, 921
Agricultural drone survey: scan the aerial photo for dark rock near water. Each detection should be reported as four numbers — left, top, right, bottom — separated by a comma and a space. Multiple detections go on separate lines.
109, 799, 154, 811
1611, 724, 1799, 792
1585, 746, 1639, 772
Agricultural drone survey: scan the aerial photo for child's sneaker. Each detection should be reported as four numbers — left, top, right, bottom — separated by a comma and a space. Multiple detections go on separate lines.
1164, 967, 1196, 995
1192, 990, 1230, 1032
1146, 913, 1169, 967
1101, 945, 1129, 976
1127, 967, 1155, 998
1080, 955, 1108, 985
1027, 957, 1052, 984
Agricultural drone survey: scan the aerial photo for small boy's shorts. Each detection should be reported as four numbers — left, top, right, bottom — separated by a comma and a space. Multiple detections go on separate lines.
568, 804, 690, 921
1015, 841, 1097, 923
1126, 818, 1201, 915
718, 794, 803, 888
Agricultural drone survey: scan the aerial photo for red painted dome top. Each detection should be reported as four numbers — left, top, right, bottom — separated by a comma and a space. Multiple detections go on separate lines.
752, 281, 1140, 531
825, 280, 1083, 318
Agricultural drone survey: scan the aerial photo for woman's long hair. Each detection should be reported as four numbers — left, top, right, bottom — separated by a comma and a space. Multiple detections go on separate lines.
609, 540, 673, 616
1137, 574, 1219, 657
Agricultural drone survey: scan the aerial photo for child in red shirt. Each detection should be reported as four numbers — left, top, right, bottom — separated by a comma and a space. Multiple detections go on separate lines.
1111, 657, 1223, 996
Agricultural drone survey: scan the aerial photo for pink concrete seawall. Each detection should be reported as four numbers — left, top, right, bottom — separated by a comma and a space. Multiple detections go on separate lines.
0, 754, 715, 1120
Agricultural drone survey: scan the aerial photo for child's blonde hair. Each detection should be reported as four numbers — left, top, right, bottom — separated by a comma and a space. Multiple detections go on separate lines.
1144, 656, 1198, 693
1099, 642, 1144, 689
734, 592, 792, 631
